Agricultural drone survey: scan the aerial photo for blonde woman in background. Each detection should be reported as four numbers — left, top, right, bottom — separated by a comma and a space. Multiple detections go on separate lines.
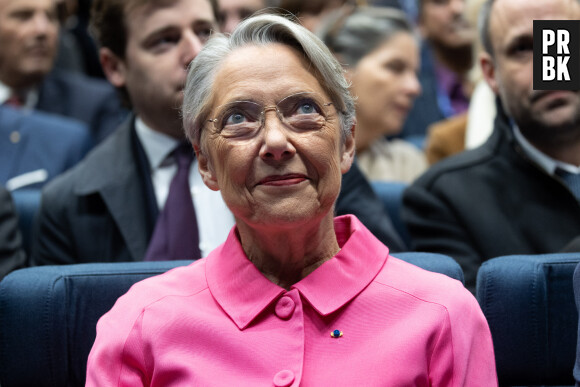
320, 7, 427, 183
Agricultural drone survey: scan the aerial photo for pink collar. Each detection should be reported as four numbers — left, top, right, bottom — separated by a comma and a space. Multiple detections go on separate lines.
205, 215, 390, 329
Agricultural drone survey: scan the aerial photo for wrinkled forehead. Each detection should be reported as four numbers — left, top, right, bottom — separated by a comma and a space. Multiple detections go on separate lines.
208, 43, 330, 110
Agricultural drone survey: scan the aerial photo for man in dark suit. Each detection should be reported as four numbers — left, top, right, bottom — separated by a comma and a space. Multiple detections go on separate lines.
31, 0, 235, 265
0, 0, 125, 143
402, 0, 580, 292
0, 185, 25, 280
0, 105, 91, 190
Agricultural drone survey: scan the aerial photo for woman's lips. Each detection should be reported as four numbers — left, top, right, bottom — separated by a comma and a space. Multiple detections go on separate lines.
258, 174, 308, 186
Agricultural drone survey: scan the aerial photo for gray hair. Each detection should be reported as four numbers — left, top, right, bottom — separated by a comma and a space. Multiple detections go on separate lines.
318, 6, 416, 67
182, 13, 356, 145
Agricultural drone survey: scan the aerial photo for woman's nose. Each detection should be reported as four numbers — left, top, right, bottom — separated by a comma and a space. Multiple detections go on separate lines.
406, 72, 422, 98
259, 111, 296, 162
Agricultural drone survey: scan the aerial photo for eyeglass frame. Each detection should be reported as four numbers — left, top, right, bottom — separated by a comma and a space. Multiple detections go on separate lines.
204, 91, 337, 140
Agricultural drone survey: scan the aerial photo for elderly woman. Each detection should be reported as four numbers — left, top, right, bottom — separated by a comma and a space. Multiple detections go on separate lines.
86, 14, 497, 386
320, 7, 428, 183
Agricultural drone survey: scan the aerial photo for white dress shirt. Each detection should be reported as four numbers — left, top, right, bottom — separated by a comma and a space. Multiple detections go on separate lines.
0, 81, 38, 108
134, 117, 235, 257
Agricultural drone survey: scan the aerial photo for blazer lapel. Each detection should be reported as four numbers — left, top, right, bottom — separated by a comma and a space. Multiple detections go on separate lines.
74, 116, 153, 261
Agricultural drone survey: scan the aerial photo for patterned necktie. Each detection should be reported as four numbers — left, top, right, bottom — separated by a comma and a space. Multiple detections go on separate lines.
556, 168, 580, 201
144, 142, 201, 261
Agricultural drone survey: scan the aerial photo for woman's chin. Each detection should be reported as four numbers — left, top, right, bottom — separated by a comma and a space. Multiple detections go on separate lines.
239, 201, 331, 231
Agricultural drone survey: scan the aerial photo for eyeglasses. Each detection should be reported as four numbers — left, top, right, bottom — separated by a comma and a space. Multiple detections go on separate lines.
206, 92, 335, 140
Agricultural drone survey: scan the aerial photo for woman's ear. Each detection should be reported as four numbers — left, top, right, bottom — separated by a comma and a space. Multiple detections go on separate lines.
194, 143, 220, 191
340, 120, 356, 174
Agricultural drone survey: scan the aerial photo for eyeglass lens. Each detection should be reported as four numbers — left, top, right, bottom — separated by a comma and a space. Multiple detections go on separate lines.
213, 92, 330, 139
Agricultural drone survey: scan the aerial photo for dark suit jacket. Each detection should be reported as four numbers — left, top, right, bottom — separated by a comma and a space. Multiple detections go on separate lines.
564, 236, 580, 252
37, 70, 127, 144
31, 115, 157, 265
402, 100, 580, 291
0, 186, 26, 279
336, 162, 406, 252
0, 106, 92, 190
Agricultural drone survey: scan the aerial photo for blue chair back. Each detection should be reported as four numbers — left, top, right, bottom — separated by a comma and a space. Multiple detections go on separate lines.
0, 252, 462, 386
476, 253, 580, 386
371, 181, 411, 247
0, 261, 191, 387
573, 262, 580, 386
394, 251, 464, 284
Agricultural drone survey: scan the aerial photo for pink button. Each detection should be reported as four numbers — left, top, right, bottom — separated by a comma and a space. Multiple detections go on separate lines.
275, 296, 295, 319
273, 370, 295, 387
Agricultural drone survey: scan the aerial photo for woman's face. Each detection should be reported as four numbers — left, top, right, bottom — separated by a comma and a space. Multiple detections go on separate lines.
195, 43, 355, 230
350, 32, 421, 137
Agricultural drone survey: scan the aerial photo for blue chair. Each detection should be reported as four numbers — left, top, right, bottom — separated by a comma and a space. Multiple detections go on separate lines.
395, 251, 464, 284
573, 262, 580, 387
0, 261, 191, 387
0, 252, 462, 386
371, 181, 411, 247
476, 253, 580, 386
10, 188, 42, 255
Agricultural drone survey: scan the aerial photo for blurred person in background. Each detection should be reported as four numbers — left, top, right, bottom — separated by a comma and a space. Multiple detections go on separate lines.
423, 0, 495, 165
403, 0, 580, 292
0, 0, 125, 143
54, 0, 107, 78
218, 0, 276, 34
53, 0, 85, 74
321, 6, 426, 183
399, 0, 474, 147
278, 0, 407, 34
0, 105, 91, 191
277, 0, 357, 32
31, 0, 235, 265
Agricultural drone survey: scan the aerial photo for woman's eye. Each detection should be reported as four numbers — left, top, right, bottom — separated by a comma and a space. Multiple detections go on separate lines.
225, 112, 247, 125
385, 60, 406, 74
296, 102, 316, 115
